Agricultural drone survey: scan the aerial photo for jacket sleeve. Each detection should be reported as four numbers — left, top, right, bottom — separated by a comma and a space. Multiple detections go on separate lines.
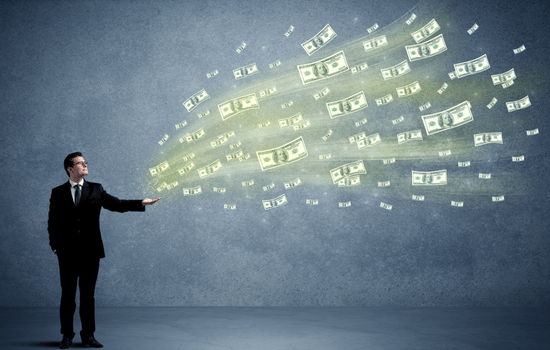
99, 184, 146, 213
47, 188, 62, 252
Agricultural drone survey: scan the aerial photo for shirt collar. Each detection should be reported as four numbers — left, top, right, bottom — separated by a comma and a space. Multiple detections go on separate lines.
69, 179, 84, 187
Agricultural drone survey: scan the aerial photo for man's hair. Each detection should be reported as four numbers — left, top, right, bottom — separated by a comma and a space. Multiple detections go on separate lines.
64, 152, 82, 177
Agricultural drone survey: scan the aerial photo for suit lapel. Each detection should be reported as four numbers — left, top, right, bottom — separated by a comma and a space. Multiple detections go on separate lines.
80, 180, 90, 205
63, 181, 77, 211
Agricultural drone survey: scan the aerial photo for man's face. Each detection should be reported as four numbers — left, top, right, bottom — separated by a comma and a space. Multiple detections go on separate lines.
68, 156, 88, 178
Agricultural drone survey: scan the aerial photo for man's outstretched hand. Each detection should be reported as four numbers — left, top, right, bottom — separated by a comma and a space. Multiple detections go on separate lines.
142, 197, 162, 205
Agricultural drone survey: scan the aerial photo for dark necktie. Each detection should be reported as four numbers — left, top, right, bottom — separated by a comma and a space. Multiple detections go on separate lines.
74, 184, 81, 207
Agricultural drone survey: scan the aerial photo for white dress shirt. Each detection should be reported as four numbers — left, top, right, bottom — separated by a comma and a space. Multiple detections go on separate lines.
69, 179, 84, 204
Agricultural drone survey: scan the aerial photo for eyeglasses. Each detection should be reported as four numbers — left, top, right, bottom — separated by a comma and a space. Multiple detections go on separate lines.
73, 161, 88, 167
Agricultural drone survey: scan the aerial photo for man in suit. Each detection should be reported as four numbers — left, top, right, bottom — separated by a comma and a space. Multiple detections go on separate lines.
48, 152, 161, 349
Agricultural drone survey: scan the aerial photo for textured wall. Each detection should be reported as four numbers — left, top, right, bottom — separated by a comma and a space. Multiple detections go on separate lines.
1, 0, 549, 307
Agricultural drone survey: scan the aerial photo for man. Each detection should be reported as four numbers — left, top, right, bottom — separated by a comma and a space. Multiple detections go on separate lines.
48, 152, 160, 349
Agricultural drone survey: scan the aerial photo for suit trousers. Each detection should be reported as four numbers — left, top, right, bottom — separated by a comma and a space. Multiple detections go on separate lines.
57, 254, 100, 338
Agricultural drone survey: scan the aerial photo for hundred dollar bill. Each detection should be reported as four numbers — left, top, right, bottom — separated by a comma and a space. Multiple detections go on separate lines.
166, 181, 179, 190
210, 137, 228, 149
448, 71, 457, 80
306, 199, 319, 205
260, 86, 277, 98
263, 182, 275, 191
357, 133, 381, 149
467, 23, 479, 35
491, 68, 516, 85
330, 160, 366, 184
297, 50, 349, 85
479, 173, 491, 179
236, 42, 246, 53
513, 45, 526, 54
177, 161, 195, 175
226, 149, 244, 162
411, 18, 440, 43
156, 182, 167, 192
263, 194, 288, 210
487, 97, 498, 109
355, 117, 367, 127
412, 170, 447, 186
284, 25, 294, 37
458, 161, 471, 167
405, 34, 447, 61
206, 69, 218, 78
149, 161, 170, 177
233, 63, 258, 80
213, 187, 226, 193
293, 120, 310, 131
175, 121, 187, 129
258, 121, 270, 129
182, 153, 195, 162
183, 186, 202, 196
302, 24, 337, 56
474, 132, 503, 147
381, 60, 411, 80
378, 181, 390, 187
319, 154, 332, 160
313, 86, 330, 100
339, 201, 351, 208
326, 91, 368, 119
224, 204, 236, 210
349, 131, 366, 143
256, 136, 308, 171
230, 141, 242, 149
502, 80, 514, 89
284, 177, 302, 189
238, 153, 250, 161
421, 101, 473, 135
437, 83, 448, 95
397, 130, 423, 144
158, 134, 169, 146
197, 159, 223, 178
218, 93, 259, 121
454, 54, 490, 78
242, 179, 255, 187
506, 96, 531, 112
363, 35, 388, 52
383, 158, 396, 165
451, 201, 464, 207
396, 81, 421, 97
392, 115, 404, 125
380, 202, 393, 210
281, 100, 293, 109
338, 176, 360, 187
439, 149, 451, 157
279, 113, 303, 128
376, 94, 394, 106
269, 60, 281, 69
412, 194, 425, 201
186, 128, 205, 143
492, 195, 505, 202
526, 128, 539, 136
322, 129, 333, 141
198, 110, 210, 118
367, 23, 379, 33
419, 101, 432, 111
406, 13, 417, 25
351, 62, 369, 74
512, 155, 524, 162
183, 89, 210, 112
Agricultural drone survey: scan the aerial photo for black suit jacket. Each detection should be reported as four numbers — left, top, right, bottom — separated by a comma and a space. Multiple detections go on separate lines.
48, 180, 145, 258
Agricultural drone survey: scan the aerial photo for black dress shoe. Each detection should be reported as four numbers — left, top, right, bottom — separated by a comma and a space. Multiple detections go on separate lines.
59, 336, 72, 349
81, 336, 103, 348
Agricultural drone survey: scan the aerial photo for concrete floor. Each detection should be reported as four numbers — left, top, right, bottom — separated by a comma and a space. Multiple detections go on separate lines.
0, 307, 548, 349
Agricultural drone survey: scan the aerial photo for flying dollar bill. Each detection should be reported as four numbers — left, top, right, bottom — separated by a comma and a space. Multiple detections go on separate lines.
421, 101, 473, 135
269, 60, 281, 69
439, 150, 451, 157
175, 121, 187, 129
263, 182, 275, 191
479, 173, 491, 179
419, 101, 432, 111
506, 96, 531, 112
258, 121, 270, 129
339, 201, 352, 208
412, 170, 447, 186
492, 196, 505, 202
183, 186, 202, 196
197, 159, 223, 178
467, 23, 479, 35
502, 80, 514, 89
378, 181, 390, 187
226, 149, 244, 162
322, 129, 333, 140
284, 25, 294, 37
177, 161, 195, 175
229, 141, 241, 149
224, 204, 236, 210
293, 120, 310, 131
206, 69, 218, 78
182, 153, 195, 162
376, 94, 394, 106
256, 136, 308, 171
355, 118, 367, 127
330, 160, 366, 184
412, 194, 425, 201
363, 35, 388, 52
210, 137, 228, 149
186, 128, 205, 143
454, 54, 490, 78
238, 153, 250, 162
158, 134, 169, 146
392, 115, 404, 125
383, 158, 396, 165
349, 131, 366, 143
165, 181, 179, 190
156, 182, 167, 192
198, 110, 210, 119
236, 42, 246, 53
437, 83, 448, 95
281, 100, 293, 109
406, 13, 417, 25
526, 128, 539, 136
313, 86, 330, 100
306, 199, 319, 205
338, 176, 360, 187
397, 130, 423, 144
326, 91, 368, 119
474, 132, 503, 147
183, 89, 210, 112
262, 194, 288, 210
487, 97, 498, 109
512, 155, 524, 162
319, 154, 331, 160
284, 177, 302, 189
149, 161, 169, 177
458, 161, 471, 167
242, 179, 255, 187
218, 93, 259, 121
451, 201, 464, 207
380, 202, 393, 210
302, 24, 337, 56
351, 62, 369, 74
213, 187, 226, 193
381, 60, 411, 80
233, 63, 258, 80
405, 34, 447, 61
491, 68, 516, 85
357, 133, 381, 149
279, 113, 303, 128
396, 81, 421, 97
513, 45, 526, 54
260, 86, 277, 98
411, 18, 440, 43
297, 50, 349, 85
448, 71, 457, 80
367, 23, 379, 33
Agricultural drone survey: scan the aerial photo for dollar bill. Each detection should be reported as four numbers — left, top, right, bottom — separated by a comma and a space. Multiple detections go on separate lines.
182, 153, 195, 162
487, 97, 498, 109
396, 81, 421, 97
526, 128, 539, 136
474, 132, 503, 147
405, 34, 447, 61
339, 201, 351, 208
397, 130, 423, 144
281, 100, 293, 109
326, 91, 368, 119
513, 45, 526, 54
378, 181, 390, 187
210, 137, 228, 149
224, 204, 236, 210
158, 134, 169, 145
197, 159, 223, 178
349, 131, 366, 143
467, 23, 479, 35
293, 120, 310, 131
206, 69, 218, 78
226, 149, 244, 162
177, 161, 195, 175
256, 136, 308, 171
376, 94, 394, 106
458, 161, 471, 167
412, 170, 447, 186
506, 96, 531, 112
263, 194, 288, 210
367, 23, 379, 33
218, 93, 259, 121
284, 177, 302, 189
258, 121, 270, 129
512, 155, 524, 162
166, 181, 179, 190
213, 187, 226, 193
260, 86, 277, 98
357, 133, 381, 149
242, 179, 255, 187
319, 154, 332, 160
306, 199, 319, 205
412, 194, 425, 201
351, 62, 369, 74
338, 176, 360, 187
284, 25, 294, 37
492, 195, 505, 202
330, 160, 366, 184
302, 24, 337, 56
421, 101, 473, 135
186, 128, 205, 143
437, 83, 448, 95
149, 161, 170, 177
297, 50, 349, 85
439, 149, 451, 157
454, 54, 490, 78
322, 129, 333, 141
479, 173, 491, 179
380, 202, 393, 210
183, 89, 210, 112
419, 101, 432, 111
502, 80, 514, 89
198, 110, 210, 119
411, 19, 440, 43
230, 141, 242, 149
279, 113, 303, 128
363, 35, 388, 52
406, 13, 417, 25
269, 60, 281, 69
233, 63, 258, 80
156, 182, 167, 192
448, 71, 457, 80
451, 201, 464, 207
313, 86, 330, 100
238, 153, 251, 161
236, 42, 246, 53
392, 115, 404, 125
383, 158, 396, 165
263, 182, 275, 191
381, 60, 411, 80
183, 186, 202, 196
355, 118, 367, 127
491, 68, 516, 85
175, 121, 187, 129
